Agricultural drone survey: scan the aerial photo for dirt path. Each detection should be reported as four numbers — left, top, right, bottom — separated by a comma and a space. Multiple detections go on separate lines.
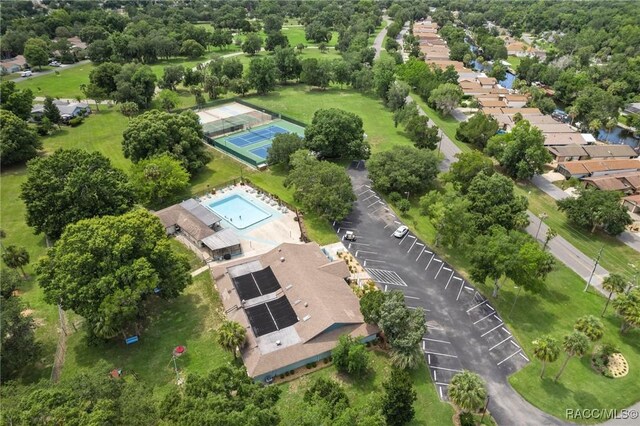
47, 235, 68, 383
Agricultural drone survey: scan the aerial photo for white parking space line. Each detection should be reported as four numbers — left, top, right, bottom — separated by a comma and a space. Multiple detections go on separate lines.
445, 271, 455, 289
407, 238, 417, 253
355, 250, 378, 257
430, 366, 462, 373
443, 267, 452, 272
436, 382, 449, 386
394, 220, 401, 225
348, 242, 370, 246
501, 327, 511, 336
425, 254, 435, 270
489, 336, 512, 351
371, 204, 388, 214
466, 300, 487, 313
520, 353, 530, 362
511, 341, 521, 349
423, 338, 451, 344
422, 340, 425, 350
434, 262, 445, 279
473, 312, 495, 325
362, 194, 379, 202
439, 387, 444, 399
365, 268, 407, 286
481, 323, 504, 337
416, 248, 427, 262
363, 259, 387, 267
486, 304, 494, 311
404, 295, 420, 300
398, 233, 410, 245
367, 200, 383, 208
425, 351, 458, 358
428, 354, 431, 364
493, 315, 502, 322
433, 370, 437, 381
455, 280, 465, 301
497, 349, 523, 366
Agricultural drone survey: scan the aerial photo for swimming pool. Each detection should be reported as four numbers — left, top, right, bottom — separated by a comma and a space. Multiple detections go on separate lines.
207, 193, 272, 229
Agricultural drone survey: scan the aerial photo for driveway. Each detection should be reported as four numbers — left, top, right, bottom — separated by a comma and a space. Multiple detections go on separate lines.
373, 16, 391, 59
336, 163, 567, 426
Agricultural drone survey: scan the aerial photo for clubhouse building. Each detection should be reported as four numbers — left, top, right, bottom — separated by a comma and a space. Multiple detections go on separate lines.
211, 242, 378, 382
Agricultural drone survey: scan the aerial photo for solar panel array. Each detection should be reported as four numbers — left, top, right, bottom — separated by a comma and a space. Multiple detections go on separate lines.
245, 296, 299, 337
233, 267, 281, 301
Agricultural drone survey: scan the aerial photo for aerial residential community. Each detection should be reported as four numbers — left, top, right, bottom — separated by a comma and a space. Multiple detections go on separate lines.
1, 1, 640, 425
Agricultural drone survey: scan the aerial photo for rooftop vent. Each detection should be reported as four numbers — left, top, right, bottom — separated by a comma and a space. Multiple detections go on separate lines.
276, 340, 281, 346
303, 315, 311, 321
280, 257, 285, 262
294, 299, 301, 305
304, 302, 308, 307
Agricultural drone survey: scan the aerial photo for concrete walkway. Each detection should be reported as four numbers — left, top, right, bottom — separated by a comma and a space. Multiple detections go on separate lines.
191, 265, 210, 277
531, 175, 640, 253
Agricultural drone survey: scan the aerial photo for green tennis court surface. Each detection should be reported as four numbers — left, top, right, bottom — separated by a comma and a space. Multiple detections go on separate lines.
214, 119, 305, 167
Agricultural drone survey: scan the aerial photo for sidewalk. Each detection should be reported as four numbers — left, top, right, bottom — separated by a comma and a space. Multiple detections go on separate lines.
531, 174, 640, 253
408, 93, 610, 294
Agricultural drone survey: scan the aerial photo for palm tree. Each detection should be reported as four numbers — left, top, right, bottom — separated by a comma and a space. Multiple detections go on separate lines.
390, 345, 424, 370
567, 106, 578, 126
532, 335, 561, 378
574, 315, 605, 341
448, 370, 487, 413
589, 119, 603, 139
604, 118, 617, 142
216, 320, 247, 359
554, 331, 590, 382
612, 288, 640, 333
2, 245, 30, 278
601, 274, 626, 316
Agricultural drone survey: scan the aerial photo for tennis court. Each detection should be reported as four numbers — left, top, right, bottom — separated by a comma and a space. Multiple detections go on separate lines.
214, 119, 305, 167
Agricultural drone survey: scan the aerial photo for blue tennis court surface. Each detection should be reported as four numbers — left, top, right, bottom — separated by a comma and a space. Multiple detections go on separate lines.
250, 145, 271, 159
227, 125, 289, 148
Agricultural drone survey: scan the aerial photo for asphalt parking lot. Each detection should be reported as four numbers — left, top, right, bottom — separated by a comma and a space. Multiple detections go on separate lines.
335, 163, 565, 426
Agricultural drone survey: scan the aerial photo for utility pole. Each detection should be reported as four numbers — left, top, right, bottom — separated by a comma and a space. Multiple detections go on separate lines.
585, 246, 604, 292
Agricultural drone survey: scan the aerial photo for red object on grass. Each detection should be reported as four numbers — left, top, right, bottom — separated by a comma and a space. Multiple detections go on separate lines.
173, 345, 186, 357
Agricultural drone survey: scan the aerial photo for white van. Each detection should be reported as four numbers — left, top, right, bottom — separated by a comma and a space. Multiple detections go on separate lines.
20, 70, 32, 77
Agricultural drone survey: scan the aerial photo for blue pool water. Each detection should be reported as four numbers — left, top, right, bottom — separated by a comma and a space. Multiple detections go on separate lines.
207, 194, 272, 229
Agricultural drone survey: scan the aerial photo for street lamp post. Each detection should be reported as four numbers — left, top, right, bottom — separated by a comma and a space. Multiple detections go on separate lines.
535, 212, 548, 241
405, 191, 410, 200
508, 286, 522, 318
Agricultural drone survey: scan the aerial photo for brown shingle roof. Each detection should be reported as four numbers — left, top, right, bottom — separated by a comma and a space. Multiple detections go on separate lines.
582, 172, 640, 191
583, 145, 638, 159
154, 205, 214, 241
559, 159, 640, 176
212, 243, 378, 378
480, 99, 507, 108
543, 133, 589, 146
534, 123, 575, 133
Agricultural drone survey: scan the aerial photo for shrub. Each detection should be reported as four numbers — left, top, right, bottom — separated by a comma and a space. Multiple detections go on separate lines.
389, 192, 402, 204
306, 363, 313, 369
68, 116, 84, 127
396, 198, 411, 214
280, 374, 285, 379
459, 412, 475, 426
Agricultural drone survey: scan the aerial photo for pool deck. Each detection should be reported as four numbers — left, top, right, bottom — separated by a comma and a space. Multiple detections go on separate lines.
199, 184, 303, 260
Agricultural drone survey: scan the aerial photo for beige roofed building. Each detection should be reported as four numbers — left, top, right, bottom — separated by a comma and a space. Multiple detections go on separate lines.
212, 242, 378, 381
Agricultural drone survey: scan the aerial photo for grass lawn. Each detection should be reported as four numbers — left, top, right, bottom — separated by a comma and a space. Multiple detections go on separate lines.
61, 271, 233, 396
276, 350, 455, 425
514, 181, 640, 278
247, 85, 415, 153
392, 197, 640, 424
506, 56, 521, 69
15, 63, 96, 99
410, 93, 471, 153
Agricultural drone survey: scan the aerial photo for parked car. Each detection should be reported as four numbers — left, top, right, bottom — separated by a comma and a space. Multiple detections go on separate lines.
20, 70, 32, 77
393, 225, 409, 238
48, 61, 61, 67
344, 231, 356, 241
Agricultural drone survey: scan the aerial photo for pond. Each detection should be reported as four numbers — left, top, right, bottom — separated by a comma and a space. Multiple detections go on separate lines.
467, 38, 515, 89
597, 126, 640, 148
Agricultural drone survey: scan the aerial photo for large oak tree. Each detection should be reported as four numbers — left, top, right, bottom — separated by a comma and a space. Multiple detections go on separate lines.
37, 209, 191, 339
21, 149, 136, 239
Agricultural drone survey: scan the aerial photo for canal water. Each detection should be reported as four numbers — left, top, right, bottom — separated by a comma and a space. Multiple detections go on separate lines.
597, 126, 640, 149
